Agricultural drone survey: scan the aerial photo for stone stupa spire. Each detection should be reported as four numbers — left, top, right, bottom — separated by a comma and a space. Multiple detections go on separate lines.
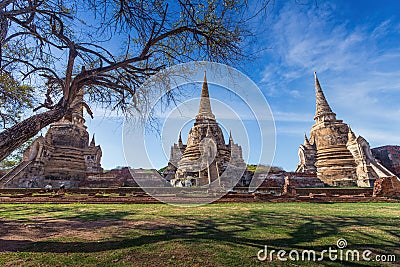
90, 134, 96, 147
71, 87, 86, 126
196, 71, 216, 121
167, 70, 245, 187
56, 86, 86, 127
178, 131, 183, 147
229, 130, 233, 145
304, 133, 310, 146
314, 72, 336, 123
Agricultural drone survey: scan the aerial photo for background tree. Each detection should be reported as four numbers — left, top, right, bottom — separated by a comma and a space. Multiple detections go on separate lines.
0, 72, 34, 128
0, 0, 268, 162
0, 138, 33, 171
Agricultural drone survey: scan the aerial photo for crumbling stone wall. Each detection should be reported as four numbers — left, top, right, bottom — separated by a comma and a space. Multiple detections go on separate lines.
373, 176, 400, 197
372, 146, 400, 177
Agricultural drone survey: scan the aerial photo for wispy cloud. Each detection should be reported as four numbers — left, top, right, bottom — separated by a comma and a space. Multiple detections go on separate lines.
259, 1, 400, 148
260, 2, 400, 92
355, 128, 400, 146
260, 3, 400, 136
371, 19, 392, 39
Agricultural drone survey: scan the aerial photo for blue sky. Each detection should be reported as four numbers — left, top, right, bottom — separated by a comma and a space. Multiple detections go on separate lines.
85, 0, 400, 171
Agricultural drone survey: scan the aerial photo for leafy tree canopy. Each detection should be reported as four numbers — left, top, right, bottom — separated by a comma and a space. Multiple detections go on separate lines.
0, 72, 34, 128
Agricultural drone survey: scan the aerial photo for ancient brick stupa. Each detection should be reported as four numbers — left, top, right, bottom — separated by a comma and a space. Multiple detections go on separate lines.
163, 72, 249, 187
295, 72, 395, 187
0, 89, 103, 188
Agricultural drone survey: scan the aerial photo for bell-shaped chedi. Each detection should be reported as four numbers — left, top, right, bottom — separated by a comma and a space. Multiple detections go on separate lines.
296, 73, 396, 187
164, 72, 248, 187
0, 88, 103, 188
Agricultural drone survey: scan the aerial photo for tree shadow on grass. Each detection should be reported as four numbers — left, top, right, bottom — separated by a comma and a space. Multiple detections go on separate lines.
0, 203, 398, 266
1, 210, 397, 265
0, 204, 132, 222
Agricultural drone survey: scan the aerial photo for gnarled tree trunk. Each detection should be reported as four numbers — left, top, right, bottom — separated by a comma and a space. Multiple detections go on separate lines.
0, 105, 66, 162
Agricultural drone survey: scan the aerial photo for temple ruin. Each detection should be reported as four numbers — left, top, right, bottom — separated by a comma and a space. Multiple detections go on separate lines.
0, 89, 103, 188
295, 72, 396, 187
372, 146, 400, 177
163, 72, 249, 187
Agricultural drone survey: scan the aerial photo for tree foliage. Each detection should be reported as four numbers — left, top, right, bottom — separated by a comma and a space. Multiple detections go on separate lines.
246, 164, 284, 174
0, 72, 34, 127
0, 138, 33, 170
0, 0, 267, 161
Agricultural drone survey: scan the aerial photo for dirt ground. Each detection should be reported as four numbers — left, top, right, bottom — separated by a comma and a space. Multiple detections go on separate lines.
0, 217, 173, 252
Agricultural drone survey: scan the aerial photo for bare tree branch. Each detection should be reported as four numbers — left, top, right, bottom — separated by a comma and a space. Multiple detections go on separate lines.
0, 0, 268, 161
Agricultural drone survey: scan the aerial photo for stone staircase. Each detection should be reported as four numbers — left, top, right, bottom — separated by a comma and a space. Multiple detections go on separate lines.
0, 160, 32, 188
370, 161, 396, 178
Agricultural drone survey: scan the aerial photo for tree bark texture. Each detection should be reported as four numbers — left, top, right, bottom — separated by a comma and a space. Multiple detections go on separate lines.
0, 105, 65, 162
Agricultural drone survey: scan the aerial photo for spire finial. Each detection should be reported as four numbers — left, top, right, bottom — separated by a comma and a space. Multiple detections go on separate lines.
314, 72, 336, 122
90, 134, 95, 146
202, 71, 209, 98
196, 71, 215, 121
304, 132, 310, 145
229, 130, 233, 144
178, 131, 183, 146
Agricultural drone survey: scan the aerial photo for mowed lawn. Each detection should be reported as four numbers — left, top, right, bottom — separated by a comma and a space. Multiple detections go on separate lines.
0, 202, 399, 266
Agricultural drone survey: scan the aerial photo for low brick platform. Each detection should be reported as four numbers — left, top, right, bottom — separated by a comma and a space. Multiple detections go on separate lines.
373, 176, 400, 197
0, 187, 397, 204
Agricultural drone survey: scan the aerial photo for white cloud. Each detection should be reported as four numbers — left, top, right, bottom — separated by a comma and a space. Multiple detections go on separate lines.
257, 2, 400, 155
355, 128, 400, 147
260, 2, 400, 90
371, 19, 392, 39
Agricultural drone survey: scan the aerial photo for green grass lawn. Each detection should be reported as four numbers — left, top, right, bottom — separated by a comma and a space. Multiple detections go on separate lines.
0, 202, 399, 266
